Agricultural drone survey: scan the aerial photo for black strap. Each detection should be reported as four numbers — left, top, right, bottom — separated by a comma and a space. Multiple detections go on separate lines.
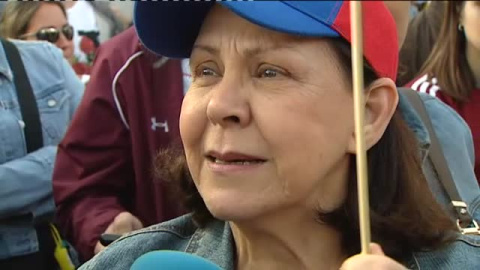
1, 39, 44, 153
399, 88, 473, 227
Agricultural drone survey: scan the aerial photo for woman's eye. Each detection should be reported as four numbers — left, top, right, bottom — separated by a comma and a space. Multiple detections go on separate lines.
197, 67, 217, 77
261, 69, 278, 78
258, 67, 288, 79
192, 65, 221, 85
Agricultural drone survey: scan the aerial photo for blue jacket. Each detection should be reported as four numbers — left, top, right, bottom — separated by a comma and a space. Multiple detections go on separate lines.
80, 214, 480, 269
0, 40, 84, 259
79, 92, 480, 269
398, 92, 480, 222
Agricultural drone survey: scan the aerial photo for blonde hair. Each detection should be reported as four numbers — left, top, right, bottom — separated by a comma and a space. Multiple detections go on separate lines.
0, 1, 67, 39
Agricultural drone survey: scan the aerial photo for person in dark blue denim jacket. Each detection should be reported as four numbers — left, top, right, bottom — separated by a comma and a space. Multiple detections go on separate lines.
0, 40, 83, 268
80, 1, 479, 270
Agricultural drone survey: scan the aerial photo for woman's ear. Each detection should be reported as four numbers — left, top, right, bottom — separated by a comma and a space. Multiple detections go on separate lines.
347, 78, 398, 153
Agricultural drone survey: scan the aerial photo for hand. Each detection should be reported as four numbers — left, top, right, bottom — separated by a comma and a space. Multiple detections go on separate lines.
340, 243, 407, 270
94, 212, 143, 254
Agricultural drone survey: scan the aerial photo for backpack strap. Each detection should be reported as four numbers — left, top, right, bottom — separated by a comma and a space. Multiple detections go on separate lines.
399, 88, 479, 234
1, 39, 44, 153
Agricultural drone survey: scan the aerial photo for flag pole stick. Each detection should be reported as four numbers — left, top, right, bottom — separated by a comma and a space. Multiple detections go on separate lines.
350, 0, 371, 254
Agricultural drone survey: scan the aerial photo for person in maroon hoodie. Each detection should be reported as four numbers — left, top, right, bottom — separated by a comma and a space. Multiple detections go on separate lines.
52, 26, 188, 262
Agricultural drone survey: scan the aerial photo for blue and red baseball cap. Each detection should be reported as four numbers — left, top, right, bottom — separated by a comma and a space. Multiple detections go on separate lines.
134, 1, 398, 81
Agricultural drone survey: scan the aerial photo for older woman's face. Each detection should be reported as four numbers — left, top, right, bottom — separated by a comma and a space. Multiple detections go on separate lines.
181, 5, 355, 222
25, 3, 74, 61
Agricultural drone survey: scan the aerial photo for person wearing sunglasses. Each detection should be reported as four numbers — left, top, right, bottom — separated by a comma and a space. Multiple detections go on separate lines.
20, 24, 74, 46
0, 1, 74, 63
0, 23, 84, 270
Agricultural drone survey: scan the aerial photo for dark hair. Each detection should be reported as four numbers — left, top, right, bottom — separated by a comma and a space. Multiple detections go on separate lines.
154, 38, 457, 261
415, 1, 475, 102
0, 1, 68, 39
397, 1, 445, 86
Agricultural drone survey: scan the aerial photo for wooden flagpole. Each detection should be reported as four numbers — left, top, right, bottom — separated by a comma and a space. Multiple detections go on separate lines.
350, 0, 372, 254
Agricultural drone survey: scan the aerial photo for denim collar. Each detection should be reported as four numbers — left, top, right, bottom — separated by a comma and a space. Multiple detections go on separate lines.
184, 220, 424, 269
0, 41, 14, 81
397, 92, 431, 161
185, 220, 235, 269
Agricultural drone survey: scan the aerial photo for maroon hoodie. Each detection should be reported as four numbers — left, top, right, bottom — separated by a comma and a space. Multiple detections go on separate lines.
53, 27, 185, 261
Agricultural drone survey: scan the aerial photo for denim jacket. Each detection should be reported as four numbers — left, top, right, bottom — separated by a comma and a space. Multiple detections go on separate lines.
79, 92, 480, 269
398, 92, 480, 222
0, 40, 84, 259
80, 214, 480, 269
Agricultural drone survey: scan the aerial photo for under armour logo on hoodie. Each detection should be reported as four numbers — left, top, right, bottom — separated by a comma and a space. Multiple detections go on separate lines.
151, 117, 169, 133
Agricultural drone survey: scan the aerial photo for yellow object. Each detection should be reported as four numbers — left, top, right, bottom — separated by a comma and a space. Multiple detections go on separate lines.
50, 223, 76, 270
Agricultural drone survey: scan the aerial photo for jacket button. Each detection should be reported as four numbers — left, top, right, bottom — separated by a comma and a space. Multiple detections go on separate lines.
48, 99, 57, 107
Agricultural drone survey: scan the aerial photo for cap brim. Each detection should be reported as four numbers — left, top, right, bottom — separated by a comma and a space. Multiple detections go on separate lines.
134, 1, 339, 58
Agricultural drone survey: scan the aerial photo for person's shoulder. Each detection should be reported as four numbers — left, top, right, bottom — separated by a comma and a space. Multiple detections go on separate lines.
8, 39, 77, 92
79, 214, 198, 270
118, 213, 198, 243
413, 234, 480, 269
92, 27, 147, 77
418, 91, 458, 118
419, 89, 471, 146
11, 39, 64, 65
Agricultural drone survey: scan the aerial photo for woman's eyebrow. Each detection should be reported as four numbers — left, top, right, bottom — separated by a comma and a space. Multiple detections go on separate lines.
192, 44, 220, 56
192, 43, 297, 58
39, 25, 57, 29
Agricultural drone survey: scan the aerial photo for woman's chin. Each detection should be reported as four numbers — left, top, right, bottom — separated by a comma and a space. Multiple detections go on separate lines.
204, 195, 268, 222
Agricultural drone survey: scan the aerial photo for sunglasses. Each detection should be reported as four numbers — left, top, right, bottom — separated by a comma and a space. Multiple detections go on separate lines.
21, 24, 74, 43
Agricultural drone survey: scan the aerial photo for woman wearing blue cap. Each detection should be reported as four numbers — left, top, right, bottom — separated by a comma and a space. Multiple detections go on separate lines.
80, 1, 479, 269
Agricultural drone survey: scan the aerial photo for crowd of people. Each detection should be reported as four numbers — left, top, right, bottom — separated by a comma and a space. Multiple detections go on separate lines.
0, 1, 478, 269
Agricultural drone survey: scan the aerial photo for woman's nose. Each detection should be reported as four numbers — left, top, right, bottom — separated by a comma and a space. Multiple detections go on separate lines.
55, 33, 73, 52
206, 79, 251, 128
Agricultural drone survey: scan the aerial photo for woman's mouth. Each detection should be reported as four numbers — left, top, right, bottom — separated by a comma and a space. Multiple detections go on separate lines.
208, 157, 265, 165
205, 151, 267, 172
